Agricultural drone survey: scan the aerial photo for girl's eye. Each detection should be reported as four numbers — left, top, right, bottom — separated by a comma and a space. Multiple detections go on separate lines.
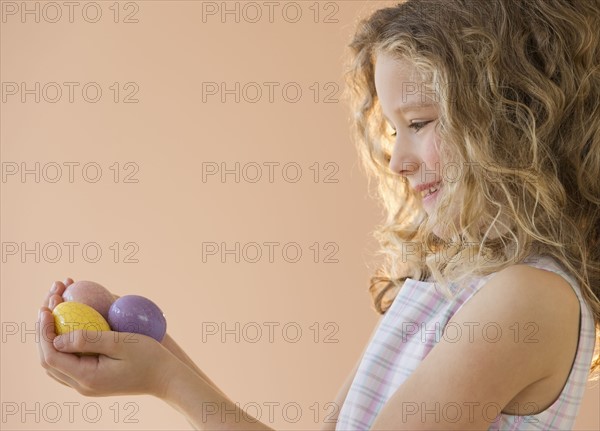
408, 120, 434, 132
387, 120, 435, 138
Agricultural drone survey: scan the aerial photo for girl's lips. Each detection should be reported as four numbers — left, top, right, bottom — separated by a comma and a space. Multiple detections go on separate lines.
422, 184, 442, 203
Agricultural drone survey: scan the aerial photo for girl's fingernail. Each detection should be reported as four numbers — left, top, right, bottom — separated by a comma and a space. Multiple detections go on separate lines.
49, 298, 55, 309
53, 336, 64, 349
50, 282, 58, 293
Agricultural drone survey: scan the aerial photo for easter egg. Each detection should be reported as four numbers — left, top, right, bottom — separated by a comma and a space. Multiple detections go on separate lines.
62, 280, 115, 320
52, 301, 111, 335
107, 295, 166, 342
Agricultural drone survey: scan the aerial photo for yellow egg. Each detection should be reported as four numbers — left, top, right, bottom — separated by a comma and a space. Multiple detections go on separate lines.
52, 301, 111, 335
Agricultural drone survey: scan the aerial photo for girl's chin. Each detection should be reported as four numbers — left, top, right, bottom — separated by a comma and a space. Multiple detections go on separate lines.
425, 212, 455, 240
431, 222, 444, 239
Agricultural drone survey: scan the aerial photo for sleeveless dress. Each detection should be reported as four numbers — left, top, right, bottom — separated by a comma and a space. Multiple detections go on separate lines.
335, 255, 597, 430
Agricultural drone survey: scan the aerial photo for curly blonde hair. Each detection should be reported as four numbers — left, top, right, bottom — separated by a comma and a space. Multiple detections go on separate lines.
342, 0, 600, 377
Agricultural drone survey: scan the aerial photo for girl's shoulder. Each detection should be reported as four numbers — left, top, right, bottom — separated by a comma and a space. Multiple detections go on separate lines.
444, 254, 581, 324
499, 254, 583, 314
355, 255, 584, 430
453, 254, 582, 310
465, 255, 582, 336
449, 257, 582, 390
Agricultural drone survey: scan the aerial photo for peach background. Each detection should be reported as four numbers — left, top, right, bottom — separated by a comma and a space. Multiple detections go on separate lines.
1, 1, 597, 430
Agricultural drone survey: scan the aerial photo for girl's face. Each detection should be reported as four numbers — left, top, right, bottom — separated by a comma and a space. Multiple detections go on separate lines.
374, 53, 451, 233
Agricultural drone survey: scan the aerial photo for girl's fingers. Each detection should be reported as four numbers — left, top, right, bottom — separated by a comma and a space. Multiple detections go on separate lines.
38, 306, 95, 393
51, 280, 66, 296
42, 284, 56, 308
53, 330, 121, 358
38, 307, 79, 386
48, 293, 64, 311
38, 309, 82, 379
37, 307, 50, 365
39, 278, 84, 391
44, 281, 66, 308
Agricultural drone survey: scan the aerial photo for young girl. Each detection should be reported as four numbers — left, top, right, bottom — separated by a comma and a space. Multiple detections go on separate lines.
38, 0, 600, 429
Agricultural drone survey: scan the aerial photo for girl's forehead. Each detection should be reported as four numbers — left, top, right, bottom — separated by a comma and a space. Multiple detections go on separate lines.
374, 52, 419, 81
374, 53, 438, 109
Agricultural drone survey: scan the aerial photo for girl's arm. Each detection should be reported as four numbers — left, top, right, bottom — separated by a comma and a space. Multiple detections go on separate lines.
160, 333, 230, 400
368, 265, 580, 430
39, 304, 277, 431
39, 280, 275, 430
160, 359, 276, 431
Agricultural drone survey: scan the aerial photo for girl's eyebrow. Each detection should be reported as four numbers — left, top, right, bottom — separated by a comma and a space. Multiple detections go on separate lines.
382, 101, 436, 122
396, 100, 436, 114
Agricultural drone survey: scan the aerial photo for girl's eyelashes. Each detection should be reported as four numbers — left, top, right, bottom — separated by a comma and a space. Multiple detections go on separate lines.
388, 120, 435, 137
408, 120, 434, 132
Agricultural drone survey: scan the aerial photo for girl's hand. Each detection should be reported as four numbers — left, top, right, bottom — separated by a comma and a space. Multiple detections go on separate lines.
37, 279, 271, 430
38, 279, 198, 381
37, 279, 177, 398
39, 309, 175, 397
37, 278, 74, 388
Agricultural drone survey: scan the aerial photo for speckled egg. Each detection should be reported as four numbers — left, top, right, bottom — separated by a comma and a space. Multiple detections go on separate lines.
52, 301, 111, 335
108, 295, 167, 342
62, 280, 115, 320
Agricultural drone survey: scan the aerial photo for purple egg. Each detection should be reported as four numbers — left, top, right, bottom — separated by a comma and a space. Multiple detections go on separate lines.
107, 295, 167, 342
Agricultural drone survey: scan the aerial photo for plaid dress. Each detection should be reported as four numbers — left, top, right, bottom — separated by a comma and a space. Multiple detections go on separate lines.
335, 255, 597, 430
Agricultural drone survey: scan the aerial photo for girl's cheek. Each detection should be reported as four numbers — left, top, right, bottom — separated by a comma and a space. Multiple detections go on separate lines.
423, 136, 442, 167
424, 154, 442, 176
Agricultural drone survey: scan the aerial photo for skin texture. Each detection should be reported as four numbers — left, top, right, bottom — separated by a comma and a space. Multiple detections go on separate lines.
375, 54, 442, 189
37, 54, 582, 431
368, 264, 580, 430
37, 279, 265, 430
374, 52, 464, 237
36, 268, 580, 429
38, 279, 173, 396
366, 52, 581, 430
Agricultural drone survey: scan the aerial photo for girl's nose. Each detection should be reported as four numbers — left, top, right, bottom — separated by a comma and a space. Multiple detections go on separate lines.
388, 140, 418, 177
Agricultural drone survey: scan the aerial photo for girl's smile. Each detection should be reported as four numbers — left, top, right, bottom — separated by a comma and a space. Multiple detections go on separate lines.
420, 181, 443, 205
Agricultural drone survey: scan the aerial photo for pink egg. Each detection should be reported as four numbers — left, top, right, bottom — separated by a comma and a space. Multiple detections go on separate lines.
62, 280, 115, 320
